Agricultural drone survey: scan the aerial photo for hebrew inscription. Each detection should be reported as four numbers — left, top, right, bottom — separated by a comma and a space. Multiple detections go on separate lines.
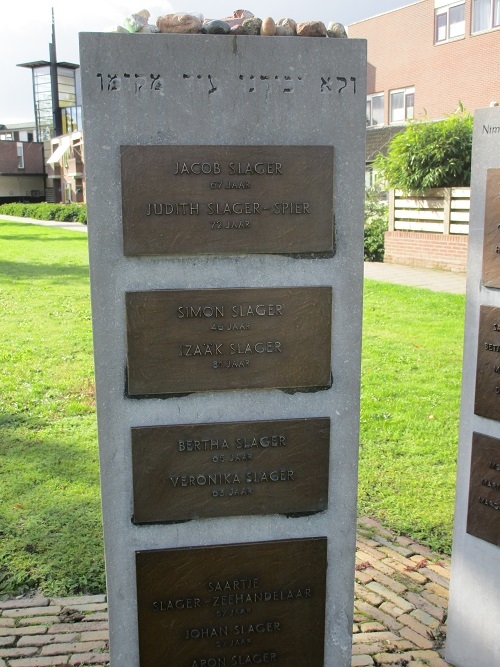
481, 169, 500, 288
126, 287, 332, 395
475, 305, 500, 421
121, 145, 334, 256
136, 538, 327, 667
131, 418, 330, 522
467, 432, 500, 546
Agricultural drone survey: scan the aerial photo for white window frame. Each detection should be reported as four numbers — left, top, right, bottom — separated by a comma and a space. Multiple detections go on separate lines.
366, 93, 385, 127
16, 142, 24, 170
390, 87, 415, 124
435, 1, 466, 42
472, 0, 500, 33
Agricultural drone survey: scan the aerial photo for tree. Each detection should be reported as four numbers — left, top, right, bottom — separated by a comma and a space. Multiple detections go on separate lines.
374, 107, 473, 194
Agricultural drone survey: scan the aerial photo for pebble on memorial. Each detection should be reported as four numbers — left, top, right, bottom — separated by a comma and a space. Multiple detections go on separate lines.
110, 8, 347, 39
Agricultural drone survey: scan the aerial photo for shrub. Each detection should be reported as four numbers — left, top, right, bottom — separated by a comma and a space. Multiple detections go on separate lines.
364, 187, 388, 262
0, 202, 87, 224
374, 106, 473, 194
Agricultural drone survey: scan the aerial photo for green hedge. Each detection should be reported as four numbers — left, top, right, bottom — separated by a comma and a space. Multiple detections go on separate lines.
364, 187, 388, 262
0, 202, 87, 224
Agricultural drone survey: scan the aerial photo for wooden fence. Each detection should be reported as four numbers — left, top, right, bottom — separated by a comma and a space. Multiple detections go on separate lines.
388, 187, 470, 235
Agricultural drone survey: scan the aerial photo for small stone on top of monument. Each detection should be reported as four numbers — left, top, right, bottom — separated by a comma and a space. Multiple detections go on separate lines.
156, 12, 203, 33
296, 20, 327, 36
242, 17, 263, 34
276, 17, 297, 35
327, 21, 347, 37
201, 19, 231, 33
261, 17, 276, 35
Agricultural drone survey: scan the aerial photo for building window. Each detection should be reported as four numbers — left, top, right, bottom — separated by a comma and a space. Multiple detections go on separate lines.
16, 142, 24, 170
472, 0, 500, 32
366, 93, 384, 126
390, 87, 415, 123
435, 2, 465, 41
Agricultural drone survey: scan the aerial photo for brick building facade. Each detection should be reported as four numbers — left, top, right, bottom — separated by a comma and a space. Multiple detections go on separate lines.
349, 0, 500, 271
0, 132, 45, 203
349, 0, 500, 123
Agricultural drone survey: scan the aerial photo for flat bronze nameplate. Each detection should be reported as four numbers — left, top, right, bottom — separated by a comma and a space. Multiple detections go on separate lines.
474, 305, 500, 421
131, 418, 330, 523
126, 287, 332, 395
136, 538, 327, 667
466, 432, 500, 546
482, 169, 500, 288
121, 145, 334, 256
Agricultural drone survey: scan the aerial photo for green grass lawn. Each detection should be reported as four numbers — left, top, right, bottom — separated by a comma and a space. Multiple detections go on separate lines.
0, 220, 465, 596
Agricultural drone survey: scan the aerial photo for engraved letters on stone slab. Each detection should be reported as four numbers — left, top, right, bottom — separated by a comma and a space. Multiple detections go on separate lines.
466, 432, 500, 546
474, 305, 500, 421
136, 538, 327, 667
131, 418, 330, 522
126, 287, 332, 395
121, 145, 334, 256
481, 169, 500, 288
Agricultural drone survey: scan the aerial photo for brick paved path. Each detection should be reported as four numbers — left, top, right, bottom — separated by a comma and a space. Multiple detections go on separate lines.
0, 518, 452, 667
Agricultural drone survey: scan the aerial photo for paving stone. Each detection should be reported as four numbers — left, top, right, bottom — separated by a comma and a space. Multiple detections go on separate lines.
379, 601, 406, 618
359, 622, 386, 633
352, 641, 413, 655
420, 589, 448, 609
51, 597, 106, 607
355, 570, 374, 584
425, 582, 449, 601
380, 557, 428, 585
399, 626, 434, 649
357, 553, 396, 577
404, 592, 445, 622
0, 658, 6, 667
0, 647, 39, 658
373, 651, 417, 664
8, 657, 69, 667
420, 569, 449, 590
0, 619, 15, 628
354, 601, 403, 632
356, 539, 385, 560
63, 604, 108, 614
42, 641, 107, 656
353, 624, 360, 633
357, 517, 394, 538
369, 535, 415, 558
409, 608, 440, 629
368, 570, 408, 595
425, 563, 451, 580
48, 622, 108, 635
0, 598, 50, 611
81, 613, 108, 622
18, 616, 59, 626
4, 606, 62, 619
408, 649, 452, 666
353, 631, 401, 644
351, 655, 374, 666
397, 613, 435, 640
0, 637, 16, 648
68, 654, 109, 665
17, 635, 78, 648
1, 626, 48, 637
355, 583, 384, 607
79, 631, 109, 643
366, 582, 414, 613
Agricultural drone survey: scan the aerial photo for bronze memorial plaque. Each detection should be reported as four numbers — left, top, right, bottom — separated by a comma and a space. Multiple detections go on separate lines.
131, 418, 330, 523
482, 168, 500, 288
126, 287, 332, 396
136, 537, 327, 667
466, 432, 500, 546
475, 305, 500, 421
121, 145, 334, 256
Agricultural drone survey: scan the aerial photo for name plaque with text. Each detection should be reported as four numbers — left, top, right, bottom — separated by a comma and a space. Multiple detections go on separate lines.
131, 418, 330, 523
121, 145, 334, 256
126, 287, 332, 395
474, 305, 500, 421
481, 168, 500, 288
136, 538, 327, 667
466, 432, 500, 546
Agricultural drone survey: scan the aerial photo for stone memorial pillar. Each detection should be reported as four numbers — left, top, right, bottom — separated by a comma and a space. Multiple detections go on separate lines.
79, 32, 366, 666
446, 107, 500, 666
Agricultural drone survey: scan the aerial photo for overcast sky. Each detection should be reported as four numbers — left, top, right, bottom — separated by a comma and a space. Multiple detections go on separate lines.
0, 0, 416, 124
